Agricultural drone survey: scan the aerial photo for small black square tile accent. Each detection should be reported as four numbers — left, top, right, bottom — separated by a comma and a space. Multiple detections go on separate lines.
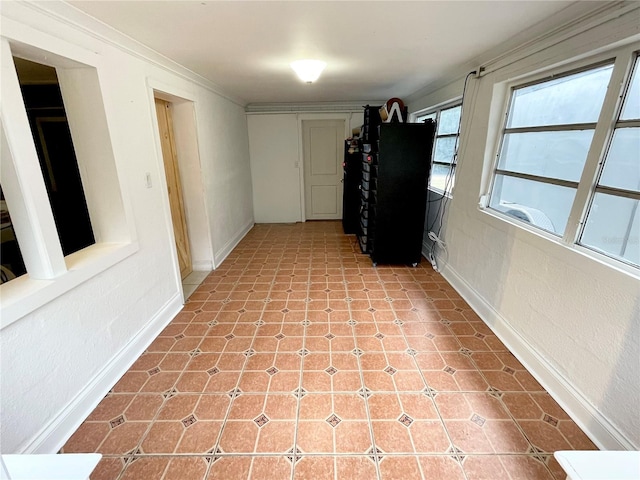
182, 414, 197, 428
470, 413, 486, 427
109, 415, 125, 429
207, 367, 220, 376
266, 367, 279, 376
275, 333, 285, 340
148, 367, 161, 376
228, 388, 242, 398
398, 414, 413, 427
384, 366, 397, 376
444, 366, 457, 375
543, 414, 559, 427
326, 414, 342, 427
254, 414, 270, 427
325, 366, 338, 376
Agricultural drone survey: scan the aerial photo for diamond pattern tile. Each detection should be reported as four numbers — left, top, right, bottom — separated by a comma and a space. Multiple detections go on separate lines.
62, 222, 596, 479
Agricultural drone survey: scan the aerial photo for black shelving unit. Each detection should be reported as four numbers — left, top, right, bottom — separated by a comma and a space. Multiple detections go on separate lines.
342, 139, 362, 234
357, 120, 436, 266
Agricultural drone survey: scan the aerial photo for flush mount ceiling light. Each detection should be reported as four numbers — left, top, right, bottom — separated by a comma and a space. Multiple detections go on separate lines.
290, 59, 327, 83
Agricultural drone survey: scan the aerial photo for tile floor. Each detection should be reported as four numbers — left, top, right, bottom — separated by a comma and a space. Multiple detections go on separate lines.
62, 221, 597, 480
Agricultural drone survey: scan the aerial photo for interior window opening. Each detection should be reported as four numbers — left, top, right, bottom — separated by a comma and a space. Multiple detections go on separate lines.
13, 57, 95, 256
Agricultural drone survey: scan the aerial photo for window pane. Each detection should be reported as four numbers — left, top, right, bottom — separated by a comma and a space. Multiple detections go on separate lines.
430, 164, 454, 192
433, 136, 457, 164
0, 185, 27, 284
581, 193, 639, 267
437, 105, 461, 135
507, 64, 613, 128
490, 175, 576, 235
620, 58, 639, 120
498, 130, 594, 182
599, 127, 640, 191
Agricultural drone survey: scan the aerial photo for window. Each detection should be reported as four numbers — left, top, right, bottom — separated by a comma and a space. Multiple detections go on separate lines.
1, 38, 137, 327
415, 104, 462, 194
487, 50, 640, 268
580, 56, 640, 266
15, 58, 95, 257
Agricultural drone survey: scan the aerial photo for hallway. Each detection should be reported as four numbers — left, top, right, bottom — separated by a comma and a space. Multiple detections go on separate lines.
62, 221, 595, 479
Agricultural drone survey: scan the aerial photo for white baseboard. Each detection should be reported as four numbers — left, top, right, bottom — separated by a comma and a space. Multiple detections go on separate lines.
192, 260, 214, 271
213, 219, 254, 269
22, 293, 184, 454
438, 262, 637, 451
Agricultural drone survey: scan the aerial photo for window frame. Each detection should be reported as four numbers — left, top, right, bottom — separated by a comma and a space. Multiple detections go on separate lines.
413, 100, 462, 197
0, 35, 138, 329
482, 42, 640, 272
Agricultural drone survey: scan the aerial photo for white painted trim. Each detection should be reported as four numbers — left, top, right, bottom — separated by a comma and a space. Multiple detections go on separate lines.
17, 292, 184, 454
438, 260, 638, 451
0, 242, 139, 330
213, 219, 254, 269
192, 260, 214, 271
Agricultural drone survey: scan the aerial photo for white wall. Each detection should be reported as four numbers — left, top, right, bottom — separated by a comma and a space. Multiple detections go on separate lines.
247, 110, 365, 224
248, 114, 302, 223
0, 1, 253, 453
408, 5, 640, 449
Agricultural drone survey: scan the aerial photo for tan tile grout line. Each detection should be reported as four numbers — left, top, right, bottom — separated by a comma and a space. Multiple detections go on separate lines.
86, 225, 569, 479
344, 255, 383, 480
388, 264, 472, 480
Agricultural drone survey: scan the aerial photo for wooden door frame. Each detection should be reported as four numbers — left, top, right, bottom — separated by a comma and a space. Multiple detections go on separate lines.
297, 113, 351, 222
154, 97, 193, 280
148, 80, 213, 301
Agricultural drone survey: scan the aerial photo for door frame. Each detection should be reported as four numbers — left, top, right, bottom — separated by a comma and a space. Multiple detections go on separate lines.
148, 79, 213, 300
297, 113, 352, 222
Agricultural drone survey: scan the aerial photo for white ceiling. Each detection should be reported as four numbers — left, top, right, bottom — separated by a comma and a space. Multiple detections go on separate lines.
67, 1, 601, 106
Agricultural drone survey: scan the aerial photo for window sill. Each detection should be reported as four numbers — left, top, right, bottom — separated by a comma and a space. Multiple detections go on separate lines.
0, 242, 139, 330
427, 187, 453, 199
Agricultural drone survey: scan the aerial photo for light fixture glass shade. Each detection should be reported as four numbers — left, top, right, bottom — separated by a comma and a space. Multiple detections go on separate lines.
290, 59, 326, 83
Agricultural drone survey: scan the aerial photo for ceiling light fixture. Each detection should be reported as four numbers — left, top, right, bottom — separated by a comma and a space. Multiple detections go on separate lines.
290, 59, 326, 83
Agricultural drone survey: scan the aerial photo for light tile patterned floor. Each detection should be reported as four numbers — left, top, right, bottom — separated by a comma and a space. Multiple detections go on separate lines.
62, 222, 597, 479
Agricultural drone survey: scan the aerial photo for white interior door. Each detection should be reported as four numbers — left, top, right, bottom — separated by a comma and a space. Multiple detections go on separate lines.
302, 119, 345, 220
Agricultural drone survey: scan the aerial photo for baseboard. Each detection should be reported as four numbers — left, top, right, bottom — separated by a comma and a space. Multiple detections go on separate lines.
439, 262, 637, 451
192, 260, 214, 271
213, 219, 254, 268
22, 292, 184, 454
